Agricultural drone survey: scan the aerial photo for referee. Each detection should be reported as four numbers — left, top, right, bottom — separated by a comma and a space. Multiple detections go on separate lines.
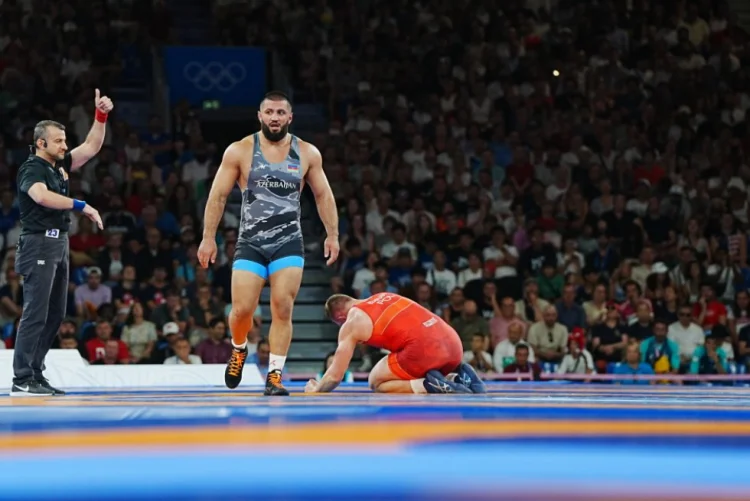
10, 89, 113, 397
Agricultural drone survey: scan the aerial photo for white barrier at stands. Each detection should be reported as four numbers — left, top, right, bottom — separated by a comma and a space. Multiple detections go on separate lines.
0, 350, 264, 389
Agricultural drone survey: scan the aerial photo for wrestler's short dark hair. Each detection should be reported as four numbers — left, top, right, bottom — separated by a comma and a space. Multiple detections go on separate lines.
261, 90, 292, 110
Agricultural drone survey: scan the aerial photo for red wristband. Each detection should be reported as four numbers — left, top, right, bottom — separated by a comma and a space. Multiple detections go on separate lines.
95, 109, 108, 123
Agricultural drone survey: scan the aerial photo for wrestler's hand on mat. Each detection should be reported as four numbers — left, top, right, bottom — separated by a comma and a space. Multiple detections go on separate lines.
82, 205, 103, 230
304, 379, 320, 393
94, 88, 114, 113
197, 239, 218, 268
324, 235, 340, 266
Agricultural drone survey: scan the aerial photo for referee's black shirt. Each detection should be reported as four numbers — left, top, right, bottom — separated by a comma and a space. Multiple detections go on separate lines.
16, 152, 72, 235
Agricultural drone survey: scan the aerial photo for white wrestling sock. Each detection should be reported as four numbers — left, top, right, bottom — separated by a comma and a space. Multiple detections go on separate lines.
446, 373, 458, 382
410, 378, 427, 394
269, 354, 286, 372
232, 340, 247, 350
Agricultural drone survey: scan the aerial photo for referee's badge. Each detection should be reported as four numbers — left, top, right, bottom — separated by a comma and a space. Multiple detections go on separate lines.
59, 167, 68, 181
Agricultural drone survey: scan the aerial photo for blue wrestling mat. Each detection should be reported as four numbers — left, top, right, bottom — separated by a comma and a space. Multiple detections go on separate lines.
0, 382, 748, 501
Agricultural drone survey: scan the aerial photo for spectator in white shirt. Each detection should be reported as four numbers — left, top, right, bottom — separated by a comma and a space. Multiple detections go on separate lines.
558, 330, 595, 377
457, 252, 484, 287
668, 305, 705, 368
163, 338, 203, 365
483, 226, 519, 278
426, 250, 457, 298
365, 192, 402, 237
351, 251, 381, 298
494, 322, 536, 370
380, 223, 417, 261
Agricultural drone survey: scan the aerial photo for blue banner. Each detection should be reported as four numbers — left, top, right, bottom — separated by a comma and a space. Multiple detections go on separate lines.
163, 46, 267, 107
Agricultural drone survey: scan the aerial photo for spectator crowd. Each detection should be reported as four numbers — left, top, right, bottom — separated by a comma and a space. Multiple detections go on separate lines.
315, 0, 750, 384
2, 0, 750, 383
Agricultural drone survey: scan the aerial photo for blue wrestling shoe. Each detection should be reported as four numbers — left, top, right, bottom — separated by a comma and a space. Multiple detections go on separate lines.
456, 363, 487, 394
423, 370, 472, 394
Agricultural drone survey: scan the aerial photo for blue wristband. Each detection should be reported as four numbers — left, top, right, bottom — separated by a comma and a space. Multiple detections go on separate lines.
72, 199, 86, 212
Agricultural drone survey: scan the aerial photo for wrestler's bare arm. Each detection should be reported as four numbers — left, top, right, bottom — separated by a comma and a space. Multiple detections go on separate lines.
302, 141, 340, 266
307, 310, 371, 393
197, 142, 245, 267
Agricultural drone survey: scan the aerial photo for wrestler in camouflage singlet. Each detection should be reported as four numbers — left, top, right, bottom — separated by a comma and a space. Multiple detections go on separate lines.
233, 132, 305, 279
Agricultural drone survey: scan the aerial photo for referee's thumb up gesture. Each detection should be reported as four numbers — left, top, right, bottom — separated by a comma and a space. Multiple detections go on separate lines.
82, 204, 103, 230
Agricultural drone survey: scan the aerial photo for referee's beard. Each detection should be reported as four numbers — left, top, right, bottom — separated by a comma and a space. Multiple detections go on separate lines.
36, 145, 66, 163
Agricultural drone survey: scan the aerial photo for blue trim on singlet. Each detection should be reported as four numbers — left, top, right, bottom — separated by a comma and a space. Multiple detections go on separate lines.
268, 255, 305, 275
233, 259, 269, 280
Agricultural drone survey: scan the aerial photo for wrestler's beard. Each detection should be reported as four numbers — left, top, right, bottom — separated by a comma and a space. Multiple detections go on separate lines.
260, 122, 289, 142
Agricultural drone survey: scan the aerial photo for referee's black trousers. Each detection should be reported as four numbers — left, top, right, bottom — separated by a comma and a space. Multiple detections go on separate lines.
13, 232, 69, 385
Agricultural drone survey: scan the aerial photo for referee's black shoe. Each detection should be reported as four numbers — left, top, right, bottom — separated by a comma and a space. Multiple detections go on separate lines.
38, 378, 66, 396
9, 381, 54, 397
225, 346, 248, 389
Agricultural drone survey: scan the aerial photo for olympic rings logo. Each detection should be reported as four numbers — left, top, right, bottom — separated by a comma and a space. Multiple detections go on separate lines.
182, 61, 247, 92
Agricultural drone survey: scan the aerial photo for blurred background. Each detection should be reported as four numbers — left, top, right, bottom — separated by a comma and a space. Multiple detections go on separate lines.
1, 0, 750, 384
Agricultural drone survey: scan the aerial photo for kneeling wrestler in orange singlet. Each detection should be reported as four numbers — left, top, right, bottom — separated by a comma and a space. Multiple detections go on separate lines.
304, 292, 487, 394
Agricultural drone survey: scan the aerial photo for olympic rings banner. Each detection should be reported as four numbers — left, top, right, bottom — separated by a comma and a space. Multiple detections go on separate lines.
163, 46, 267, 107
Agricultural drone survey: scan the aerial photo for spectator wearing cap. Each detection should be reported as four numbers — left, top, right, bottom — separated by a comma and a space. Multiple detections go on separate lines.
120, 302, 157, 364
527, 306, 569, 364
668, 304, 706, 370
644, 262, 672, 300
613, 344, 655, 385
640, 319, 681, 377
74, 267, 112, 319
557, 329, 595, 377
555, 284, 586, 332
86, 320, 129, 364
150, 321, 182, 364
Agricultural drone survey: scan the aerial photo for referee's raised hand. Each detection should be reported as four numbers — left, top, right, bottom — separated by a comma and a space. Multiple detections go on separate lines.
82, 204, 103, 230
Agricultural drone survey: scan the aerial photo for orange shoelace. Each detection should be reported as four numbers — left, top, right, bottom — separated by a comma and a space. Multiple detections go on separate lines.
227, 350, 247, 377
267, 371, 283, 388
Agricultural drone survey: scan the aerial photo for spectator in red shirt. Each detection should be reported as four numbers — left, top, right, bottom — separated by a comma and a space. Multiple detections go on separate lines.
503, 344, 542, 381
693, 283, 728, 331
69, 216, 107, 254
91, 340, 124, 365
632, 151, 666, 187
86, 321, 130, 364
